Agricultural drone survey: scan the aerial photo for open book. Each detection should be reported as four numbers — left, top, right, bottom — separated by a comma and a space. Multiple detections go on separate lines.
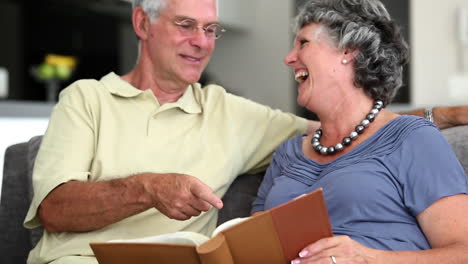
90, 188, 333, 264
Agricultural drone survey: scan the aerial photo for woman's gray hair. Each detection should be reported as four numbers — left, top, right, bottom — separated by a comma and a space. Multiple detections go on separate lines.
133, 0, 168, 22
295, 0, 409, 106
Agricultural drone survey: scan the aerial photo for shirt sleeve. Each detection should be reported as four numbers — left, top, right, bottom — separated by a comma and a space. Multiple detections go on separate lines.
24, 81, 97, 228
224, 93, 308, 174
398, 125, 468, 217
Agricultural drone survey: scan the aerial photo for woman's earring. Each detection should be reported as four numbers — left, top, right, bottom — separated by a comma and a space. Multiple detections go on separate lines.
342, 59, 348, 64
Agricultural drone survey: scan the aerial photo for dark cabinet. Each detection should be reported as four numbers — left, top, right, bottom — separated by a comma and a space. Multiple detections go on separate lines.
0, 0, 135, 101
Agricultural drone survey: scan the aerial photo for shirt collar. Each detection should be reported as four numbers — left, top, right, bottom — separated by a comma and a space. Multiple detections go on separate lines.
101, 72, 143, 97
101, 72, 202, 114
172, 83, 202, 114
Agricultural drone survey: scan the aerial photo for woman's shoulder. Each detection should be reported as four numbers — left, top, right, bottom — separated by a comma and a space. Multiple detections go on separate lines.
378, 115, 437, 140
352, 115, 437, 158
391, 115, 440, 140
378, 115, 455, 158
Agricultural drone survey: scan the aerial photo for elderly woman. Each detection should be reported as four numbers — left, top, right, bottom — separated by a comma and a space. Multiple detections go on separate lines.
251, 0, 468, 263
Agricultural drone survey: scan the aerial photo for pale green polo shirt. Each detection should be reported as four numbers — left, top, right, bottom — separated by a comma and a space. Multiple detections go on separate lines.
24, 72, 307, 264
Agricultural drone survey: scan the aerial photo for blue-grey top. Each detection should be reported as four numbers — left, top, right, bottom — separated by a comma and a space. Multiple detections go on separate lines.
252, 115, 468, 250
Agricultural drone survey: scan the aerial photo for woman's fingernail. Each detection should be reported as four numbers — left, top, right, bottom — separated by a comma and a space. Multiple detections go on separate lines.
299, 250, 309, 258
291, 260, 301, 264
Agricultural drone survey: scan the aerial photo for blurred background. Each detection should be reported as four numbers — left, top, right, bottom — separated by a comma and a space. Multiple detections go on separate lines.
1, 0, 467, 110
0, 0, 467, 190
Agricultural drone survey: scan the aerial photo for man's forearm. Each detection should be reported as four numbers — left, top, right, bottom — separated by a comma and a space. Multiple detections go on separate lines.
399, 106, 468, 129
39, 174, 151, 233
38, 172, 223, 233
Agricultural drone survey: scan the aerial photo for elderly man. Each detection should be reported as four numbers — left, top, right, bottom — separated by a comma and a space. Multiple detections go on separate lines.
24, 1, 310, 263
23, 0, 468, 263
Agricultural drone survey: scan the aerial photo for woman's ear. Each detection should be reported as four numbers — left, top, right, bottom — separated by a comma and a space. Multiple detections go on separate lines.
342, 49, 359, 64
133, 7, 150, 40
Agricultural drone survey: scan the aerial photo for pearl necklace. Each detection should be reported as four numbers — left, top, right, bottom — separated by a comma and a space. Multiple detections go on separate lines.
311, 101, 383, 155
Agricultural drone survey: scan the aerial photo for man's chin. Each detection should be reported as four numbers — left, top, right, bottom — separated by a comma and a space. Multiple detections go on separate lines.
185, 74, 203, 84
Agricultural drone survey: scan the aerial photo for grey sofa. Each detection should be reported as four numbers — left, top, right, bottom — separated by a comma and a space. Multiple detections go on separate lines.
0, 135, 263, 263
1, 125, 468, 263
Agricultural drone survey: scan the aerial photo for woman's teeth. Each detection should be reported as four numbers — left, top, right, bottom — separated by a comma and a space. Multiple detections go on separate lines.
295, 72, 309, 83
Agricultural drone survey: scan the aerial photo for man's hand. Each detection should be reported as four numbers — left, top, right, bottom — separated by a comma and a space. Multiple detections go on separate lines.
135, 173, 224, 220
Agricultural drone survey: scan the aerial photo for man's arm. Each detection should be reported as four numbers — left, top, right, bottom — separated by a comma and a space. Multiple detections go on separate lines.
399, 105, 468, 129
307, 120, 320, 134
38, 173, 223, 233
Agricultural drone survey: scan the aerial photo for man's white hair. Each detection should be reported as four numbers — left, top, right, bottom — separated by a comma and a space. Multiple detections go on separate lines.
133, 0, 219, 22
133, 0, 168, 22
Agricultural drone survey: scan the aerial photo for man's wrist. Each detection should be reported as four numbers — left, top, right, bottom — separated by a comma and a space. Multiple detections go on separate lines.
431, 106, 457, 129
424, 107, 434, 123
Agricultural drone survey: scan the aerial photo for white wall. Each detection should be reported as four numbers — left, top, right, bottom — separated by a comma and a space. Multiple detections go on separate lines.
0, 102, 52, 200
207, 0, 297, 113
411, 0, 468, 107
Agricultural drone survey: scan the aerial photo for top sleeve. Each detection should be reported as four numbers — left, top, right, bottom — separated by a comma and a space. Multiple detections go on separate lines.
250, 143, 288, 214
398, 126, 468, 216
24, 81, 98, 228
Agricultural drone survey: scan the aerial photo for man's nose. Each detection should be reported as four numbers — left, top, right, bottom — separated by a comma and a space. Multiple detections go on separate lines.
189, 29, 213, 49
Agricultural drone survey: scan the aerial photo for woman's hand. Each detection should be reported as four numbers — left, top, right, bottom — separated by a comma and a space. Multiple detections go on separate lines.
290, 235, 378, 264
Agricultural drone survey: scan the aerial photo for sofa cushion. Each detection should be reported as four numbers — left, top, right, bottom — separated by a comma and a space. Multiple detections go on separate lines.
442, 125, 468, 175
217, 172, 264, 225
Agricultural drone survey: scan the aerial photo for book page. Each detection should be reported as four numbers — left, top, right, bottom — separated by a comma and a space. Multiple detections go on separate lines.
103, 217, 251, 247
109, 231, 210, 246
211, 217, 250, 238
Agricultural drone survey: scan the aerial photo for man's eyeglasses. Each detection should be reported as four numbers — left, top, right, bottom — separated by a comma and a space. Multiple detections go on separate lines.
173, 18, 226, 40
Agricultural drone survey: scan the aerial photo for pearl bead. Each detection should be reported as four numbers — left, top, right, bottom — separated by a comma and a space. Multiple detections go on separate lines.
361, 119, 370, 127
342, 137, 352, 146
367, 113, 375, 122
320, 147, 328, 155
335, 143, 344, 151
350, 131, 358, 139
327, 147, 336, 154
355, 125, 365, 134
371, 108, 379, 115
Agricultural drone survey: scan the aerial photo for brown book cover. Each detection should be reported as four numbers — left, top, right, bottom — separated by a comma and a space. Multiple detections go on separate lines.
90, 188, 333, 264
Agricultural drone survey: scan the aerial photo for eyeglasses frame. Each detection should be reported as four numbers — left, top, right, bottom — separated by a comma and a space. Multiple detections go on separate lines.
172, 18, 226, 40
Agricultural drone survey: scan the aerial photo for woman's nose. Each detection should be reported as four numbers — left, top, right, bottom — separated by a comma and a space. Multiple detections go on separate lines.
284, 49, 297, 67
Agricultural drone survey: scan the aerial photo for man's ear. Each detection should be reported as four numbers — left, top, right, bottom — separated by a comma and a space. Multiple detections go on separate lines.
133, 6, 150, 40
